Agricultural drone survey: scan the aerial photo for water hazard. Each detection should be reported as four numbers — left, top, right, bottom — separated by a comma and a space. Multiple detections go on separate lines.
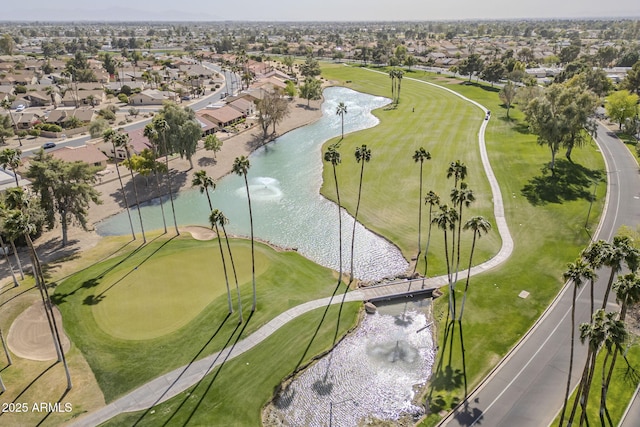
97, 87, 409, 281
266, 299, 435, 426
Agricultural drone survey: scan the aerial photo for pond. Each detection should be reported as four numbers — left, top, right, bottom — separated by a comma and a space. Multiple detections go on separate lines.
97, 87, 409, 281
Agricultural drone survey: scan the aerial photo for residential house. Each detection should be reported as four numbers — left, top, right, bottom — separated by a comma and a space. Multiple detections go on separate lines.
17, 91, 54, 107
129, 89, 178, 105
46, 107, 95, 127
51, 145, 108, 168
228, 97, 255, 116
197, 105, 245, 128
61, 89, 105, 107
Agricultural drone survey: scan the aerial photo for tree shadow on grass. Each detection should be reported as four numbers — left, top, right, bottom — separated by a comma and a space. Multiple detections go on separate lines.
197, 157, 217, 167
132, 312, 234, 426
35, 388, 70, 427
0, 362, 57, 412
459, 81, 500, 93
521, 160, 604, 206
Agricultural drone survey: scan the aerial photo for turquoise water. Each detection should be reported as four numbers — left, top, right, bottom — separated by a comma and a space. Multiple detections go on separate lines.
96, 87, 409, 281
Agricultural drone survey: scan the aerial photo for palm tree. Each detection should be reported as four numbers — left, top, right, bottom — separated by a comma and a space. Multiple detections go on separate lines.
233, 156, 257, 312
3, 186, 32, 280
143, 124, 167, 235
596, 313, 627, 426
0, 99, 23, 147
412, 148, 432, 274
103, 129, 136, 241
389, 69, 396, 101
458, 216, 491, 321
0, 148, 22, 187
350, 145, 371, 283
192, 170, 216, 211
432, 204, 459, 318
601, 274, 640, 423
451, 182, 475, 285
3, 209, 72, 390
447, 160, 468, 190
336, 102, 347, 139
0, 235, 19, 286
214, 209, 243, 323
324, 145, 343, 284
568, 309, 608, 426
423, 191, 440, 277
559, 259, 595, 427
114, 131, 146, 243
154, 119, 180, 235
582, 240, 606, 316
209, 209, 233, 314
395, 69, 404, 104
600, 236, 637, 310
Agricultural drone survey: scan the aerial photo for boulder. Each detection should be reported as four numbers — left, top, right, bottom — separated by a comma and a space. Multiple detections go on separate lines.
364, 302, 377, 314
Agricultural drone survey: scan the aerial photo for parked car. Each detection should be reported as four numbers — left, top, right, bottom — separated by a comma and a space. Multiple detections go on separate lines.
15, 104, 25, 112
42, 142, 56, 149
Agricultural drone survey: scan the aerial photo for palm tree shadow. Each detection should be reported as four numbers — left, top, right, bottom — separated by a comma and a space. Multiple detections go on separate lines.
292, 280, 343, 374
521, 160, 603, 206
178, 311, 255, 426
35, 388, 70, 427
452, 398, 484, 426
131, 312, 233, 426
0, 362, 57, 412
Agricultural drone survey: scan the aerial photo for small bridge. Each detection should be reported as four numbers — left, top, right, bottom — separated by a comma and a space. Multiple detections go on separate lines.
357, 276, 448, 303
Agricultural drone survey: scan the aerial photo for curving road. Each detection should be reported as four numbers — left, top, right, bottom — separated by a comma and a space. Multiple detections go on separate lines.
440, 123, 640, 426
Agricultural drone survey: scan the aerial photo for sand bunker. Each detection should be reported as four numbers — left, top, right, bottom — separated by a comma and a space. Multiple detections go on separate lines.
181, 226, 217, 241
7, 301, 71, 361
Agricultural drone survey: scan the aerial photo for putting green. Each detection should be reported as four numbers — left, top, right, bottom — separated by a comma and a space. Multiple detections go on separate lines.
92, 241, 266, 340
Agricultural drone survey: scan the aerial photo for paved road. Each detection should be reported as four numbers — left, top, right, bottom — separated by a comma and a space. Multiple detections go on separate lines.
441, 123, 640, 426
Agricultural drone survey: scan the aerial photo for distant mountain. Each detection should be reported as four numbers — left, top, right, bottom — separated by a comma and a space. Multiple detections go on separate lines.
2, 7, 221, 22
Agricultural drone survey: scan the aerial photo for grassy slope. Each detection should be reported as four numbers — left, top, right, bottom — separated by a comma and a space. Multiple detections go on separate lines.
54, 235, 355, 402
319, 65, 613, 423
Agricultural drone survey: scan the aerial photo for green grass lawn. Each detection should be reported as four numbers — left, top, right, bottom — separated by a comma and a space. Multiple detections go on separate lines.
319, 65, 608, 424
101, 302, 361, 427
54, 234, 355, 403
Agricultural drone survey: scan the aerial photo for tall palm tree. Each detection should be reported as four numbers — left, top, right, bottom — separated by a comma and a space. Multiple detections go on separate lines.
601, 274, 640, 423
389, 69, 396, 101
143, 124, 168, 235
458, 216, 491, 321
395, 69, 404, 104
103, 129, 136, 241
582, 240, 606, 316
451, 182, 475, 285
423, 191, 440, 277
154, 119, 180, 235
0, 99, 23, 147
2, 186, 29, 280
0, 235, 19, 286
209, 209, 233, 314
432, 204, 459, 318
568, 309, 608, 426
3, 209, 72, 390
600, 236, 637, 309
447, 160, 468, 190
336, 102, 347, 139
233, 156, 257, 312
0, 148, 22, 187
412, 148, 432, 274
192, 170, 216, 211
596, 312, 627, 426
324, 145, 343, 285
350, 145, 371, 283
213, 209, 243, 323
559, 259, 595, 427
114, 131, 147, 243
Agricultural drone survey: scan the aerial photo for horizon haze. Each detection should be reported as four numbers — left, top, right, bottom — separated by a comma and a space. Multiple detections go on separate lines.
3, 0, 639, 22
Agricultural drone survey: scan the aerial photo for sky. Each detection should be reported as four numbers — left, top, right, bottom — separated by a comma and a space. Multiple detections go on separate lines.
3, 0, 639, 22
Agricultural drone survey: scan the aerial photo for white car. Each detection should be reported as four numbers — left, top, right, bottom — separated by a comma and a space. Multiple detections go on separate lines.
15, 104, 25, 112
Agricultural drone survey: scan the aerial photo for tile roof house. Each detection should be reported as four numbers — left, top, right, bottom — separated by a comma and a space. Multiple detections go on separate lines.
197, 105, 245, 128
51, 145, 109, 168
129, 89, 178, 105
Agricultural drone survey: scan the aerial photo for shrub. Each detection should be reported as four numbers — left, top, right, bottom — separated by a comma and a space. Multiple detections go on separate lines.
120, 85, 132, 96
35, 123, 62, 133
17, 130, 28, 138
98, 108, 116, 121
117, 94, 129, 104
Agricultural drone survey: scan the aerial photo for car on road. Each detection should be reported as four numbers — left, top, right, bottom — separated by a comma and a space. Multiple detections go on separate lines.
15, 104, 25, 112
42, 142, 56, 149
